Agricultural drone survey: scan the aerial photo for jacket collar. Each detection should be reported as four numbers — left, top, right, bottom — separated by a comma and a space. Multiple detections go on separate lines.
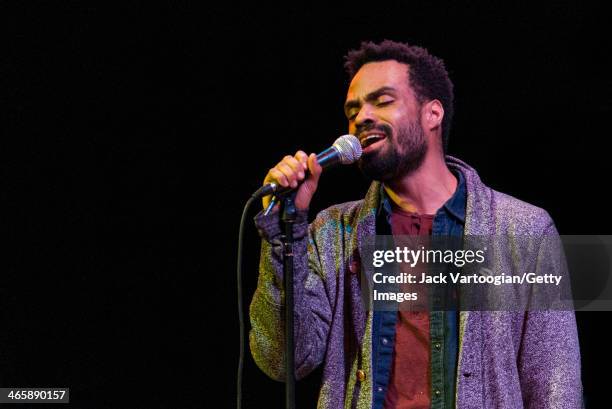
358, 155, 477, 228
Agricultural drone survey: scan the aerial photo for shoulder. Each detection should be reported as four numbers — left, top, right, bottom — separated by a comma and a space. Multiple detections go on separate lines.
448, 155, 557, 235
489, 189, 556, 235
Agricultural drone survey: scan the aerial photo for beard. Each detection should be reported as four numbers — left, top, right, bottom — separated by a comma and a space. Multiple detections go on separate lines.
357, 120, 428, 182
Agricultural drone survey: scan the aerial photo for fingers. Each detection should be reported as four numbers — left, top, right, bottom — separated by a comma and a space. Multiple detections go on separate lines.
262, 150, 320, 211
266, 151, 310, 189
295, 151, 309, 171
267, 168, 289, 188
278, 162, 298, 188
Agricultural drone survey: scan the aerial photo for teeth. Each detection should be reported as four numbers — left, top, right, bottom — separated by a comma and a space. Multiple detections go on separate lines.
361, 134, 385, 147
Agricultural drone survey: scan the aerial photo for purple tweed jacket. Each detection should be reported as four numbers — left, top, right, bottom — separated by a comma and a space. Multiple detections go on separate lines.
250, 156, 583, 408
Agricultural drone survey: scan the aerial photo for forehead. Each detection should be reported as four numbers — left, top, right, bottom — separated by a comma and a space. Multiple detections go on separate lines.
346, 60, 411, 100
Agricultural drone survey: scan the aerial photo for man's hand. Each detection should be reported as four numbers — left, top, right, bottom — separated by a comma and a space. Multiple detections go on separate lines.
262, 151, 322, 210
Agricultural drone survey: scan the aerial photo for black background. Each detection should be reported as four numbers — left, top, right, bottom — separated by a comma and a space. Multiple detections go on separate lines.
2, 1, 610, 408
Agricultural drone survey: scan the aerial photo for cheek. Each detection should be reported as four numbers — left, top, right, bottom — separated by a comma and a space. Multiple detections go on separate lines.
348, 122, 357, 134
388, 110, 408, 125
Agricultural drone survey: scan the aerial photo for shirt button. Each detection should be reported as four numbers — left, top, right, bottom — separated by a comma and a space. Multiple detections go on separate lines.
435, 389, 441, 396
377, 386, 384, 393
356, 369, 366, 382
381, 337, 389, 345
434, 343, 441, 349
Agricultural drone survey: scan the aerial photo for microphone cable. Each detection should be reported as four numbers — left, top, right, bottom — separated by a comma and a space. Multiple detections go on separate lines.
236, 194, 257, 409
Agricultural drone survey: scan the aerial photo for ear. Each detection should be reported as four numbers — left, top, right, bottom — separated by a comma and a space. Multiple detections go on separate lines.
421, 99, 444, 133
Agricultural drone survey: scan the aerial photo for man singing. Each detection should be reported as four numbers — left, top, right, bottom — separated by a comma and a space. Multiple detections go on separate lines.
249, 40, 582, 408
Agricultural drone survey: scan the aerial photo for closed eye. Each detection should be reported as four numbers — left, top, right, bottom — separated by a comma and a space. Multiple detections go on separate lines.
346, 99, 394, 121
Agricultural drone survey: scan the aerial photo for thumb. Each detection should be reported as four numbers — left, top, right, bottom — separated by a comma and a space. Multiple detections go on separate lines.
294, 153, 321, 210
306, 153, 322, 182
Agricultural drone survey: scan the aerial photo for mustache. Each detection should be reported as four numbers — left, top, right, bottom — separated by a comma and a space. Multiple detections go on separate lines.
355, 123, 392, 139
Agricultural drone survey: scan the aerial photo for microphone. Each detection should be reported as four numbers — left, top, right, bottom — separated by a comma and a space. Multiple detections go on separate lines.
251, 134, 362, 199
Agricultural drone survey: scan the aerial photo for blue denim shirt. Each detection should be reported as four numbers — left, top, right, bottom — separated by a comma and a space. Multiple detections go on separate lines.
372, 170, 466, 409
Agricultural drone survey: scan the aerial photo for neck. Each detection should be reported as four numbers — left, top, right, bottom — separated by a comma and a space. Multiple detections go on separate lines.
384, 150, 457, 215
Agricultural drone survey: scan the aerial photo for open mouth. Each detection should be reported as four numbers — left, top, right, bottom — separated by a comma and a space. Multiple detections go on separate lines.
360, 133, 387, 149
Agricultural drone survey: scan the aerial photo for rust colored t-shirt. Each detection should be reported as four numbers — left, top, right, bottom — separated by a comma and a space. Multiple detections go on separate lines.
384, 206, 434, 409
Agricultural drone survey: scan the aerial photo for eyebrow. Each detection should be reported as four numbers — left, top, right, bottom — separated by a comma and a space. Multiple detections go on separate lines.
344, 86, 398, 115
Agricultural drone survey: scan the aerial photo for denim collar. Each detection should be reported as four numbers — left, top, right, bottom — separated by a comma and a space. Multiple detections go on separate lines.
377, 168, 466, 223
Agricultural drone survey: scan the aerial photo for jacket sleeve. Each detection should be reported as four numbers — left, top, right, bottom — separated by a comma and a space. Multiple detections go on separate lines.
517, 220, 583, 408
248, 208, 333, 381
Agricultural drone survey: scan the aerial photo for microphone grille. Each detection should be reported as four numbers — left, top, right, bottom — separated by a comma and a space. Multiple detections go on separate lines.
333, 134, 362, 164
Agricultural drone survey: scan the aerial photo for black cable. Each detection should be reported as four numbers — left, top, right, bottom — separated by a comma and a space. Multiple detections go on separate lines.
237, 195, 257, 409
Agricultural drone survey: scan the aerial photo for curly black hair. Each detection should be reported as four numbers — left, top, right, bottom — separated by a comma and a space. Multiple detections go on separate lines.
344, 40, 454, 152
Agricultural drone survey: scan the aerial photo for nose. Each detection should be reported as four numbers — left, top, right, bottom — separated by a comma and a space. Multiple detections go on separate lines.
354, 104, 376, 130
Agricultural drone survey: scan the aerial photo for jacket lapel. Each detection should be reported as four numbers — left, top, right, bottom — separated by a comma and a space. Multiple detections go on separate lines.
447, 155, 492, 408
